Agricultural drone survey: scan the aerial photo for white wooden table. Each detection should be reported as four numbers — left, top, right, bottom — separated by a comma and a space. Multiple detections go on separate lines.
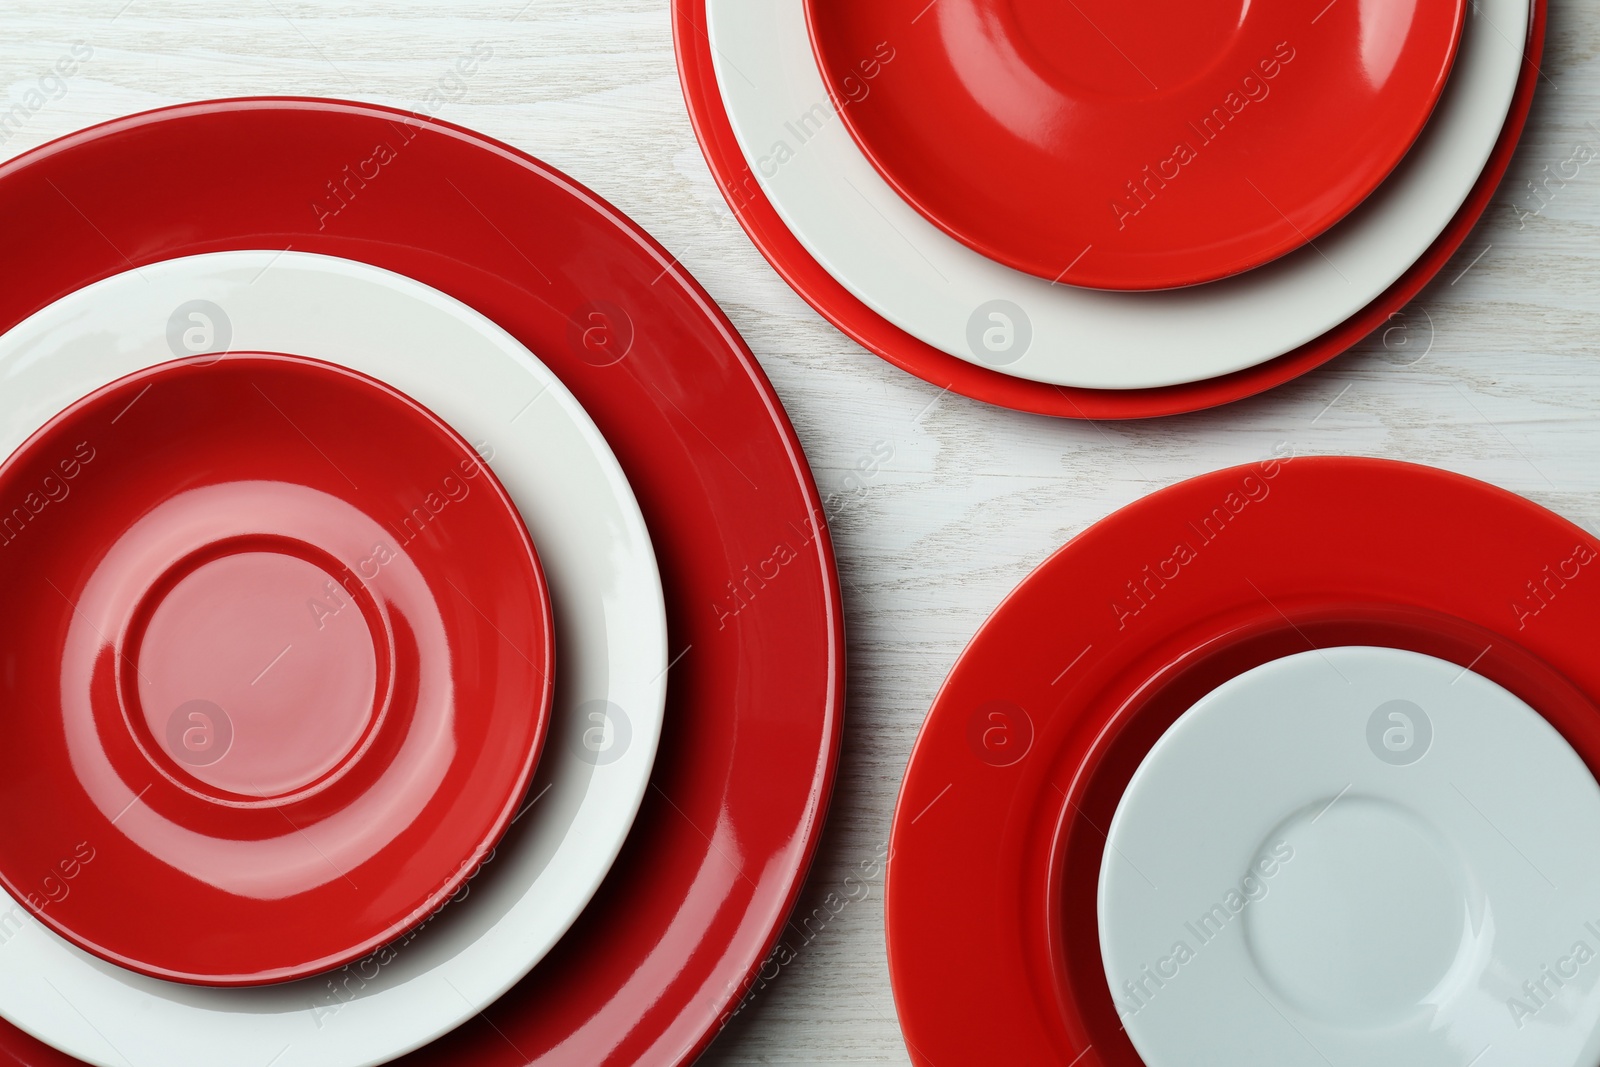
3, 2, 1597, 1063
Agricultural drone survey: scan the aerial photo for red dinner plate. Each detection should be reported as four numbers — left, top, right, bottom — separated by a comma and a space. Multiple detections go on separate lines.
674, 0, 1544, 418
885, 456, 1600, 1065
806, 0, 1466, 290
0, 98, 842, 1065
0, 353, 554, 987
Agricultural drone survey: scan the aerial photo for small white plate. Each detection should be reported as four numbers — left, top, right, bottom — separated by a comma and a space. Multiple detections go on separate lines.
0, 251, 668, 1067
1100, 646, 1600, 1067
706, 0, 1527, 390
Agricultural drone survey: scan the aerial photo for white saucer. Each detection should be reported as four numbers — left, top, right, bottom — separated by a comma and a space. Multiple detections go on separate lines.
706, 0, 1527, 390
1100, 646, 1600, 1066
0, 251, 668, 1067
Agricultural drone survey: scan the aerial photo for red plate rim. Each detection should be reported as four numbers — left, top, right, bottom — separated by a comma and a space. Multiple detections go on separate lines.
0, 97, 845, 1067
885, 456, 1600, 1064
672, 0, 1546, 419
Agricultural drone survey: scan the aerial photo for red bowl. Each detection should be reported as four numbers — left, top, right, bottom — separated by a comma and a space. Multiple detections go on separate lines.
0, 353, 555, 986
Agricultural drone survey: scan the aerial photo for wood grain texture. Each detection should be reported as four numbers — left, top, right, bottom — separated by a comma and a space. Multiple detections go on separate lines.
2, 2, 1598, 1063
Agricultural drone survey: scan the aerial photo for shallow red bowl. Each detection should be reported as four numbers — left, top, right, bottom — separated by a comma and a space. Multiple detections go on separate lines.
887, 457, 1600, 1064
806, 0, 1466, 290
0, 352, 554, 986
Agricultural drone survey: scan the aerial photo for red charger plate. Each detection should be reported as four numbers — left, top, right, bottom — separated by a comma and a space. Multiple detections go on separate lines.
805, 0, 1465, 290
0, 353, 554, 986
885, 457, 1600, 1065
673, 0, 1545, 418
0, 99, 843, 1065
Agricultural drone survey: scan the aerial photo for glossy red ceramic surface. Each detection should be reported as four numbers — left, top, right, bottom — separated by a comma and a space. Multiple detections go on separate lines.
0, 98, 842, 1065
807, 0, 1465, 289
0, 353, 553, 987
885, 457, 1600, 1065
673, 0, 1545, 417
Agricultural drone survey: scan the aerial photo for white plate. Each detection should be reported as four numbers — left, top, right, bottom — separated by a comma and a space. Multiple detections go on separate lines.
707, 0, 1528, 390
1100, 647, 1600, 1067
0, 251, 668, 1067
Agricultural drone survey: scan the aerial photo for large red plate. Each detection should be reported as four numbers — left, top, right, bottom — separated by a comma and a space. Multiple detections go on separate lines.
673, 0, 1545, 419
806, 0, 1465, 290
886, 456, 1600, 1064
0, 99, 843, 1066
0, 353, 554, 987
